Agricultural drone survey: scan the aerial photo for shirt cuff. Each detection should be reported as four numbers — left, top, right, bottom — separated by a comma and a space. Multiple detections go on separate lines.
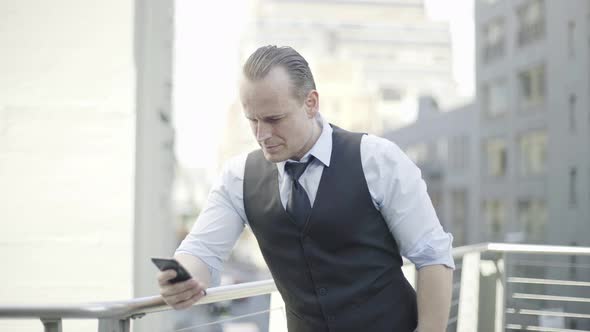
405, 233, 456, 270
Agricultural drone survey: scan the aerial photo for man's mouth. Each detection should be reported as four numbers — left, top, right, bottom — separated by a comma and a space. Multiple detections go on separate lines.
264, 144, 281, 152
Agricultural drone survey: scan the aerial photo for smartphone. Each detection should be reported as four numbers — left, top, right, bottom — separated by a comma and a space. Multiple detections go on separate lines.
151, 257, 192, 284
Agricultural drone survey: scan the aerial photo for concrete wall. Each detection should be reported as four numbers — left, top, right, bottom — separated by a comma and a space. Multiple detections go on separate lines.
0, 1, 135, 330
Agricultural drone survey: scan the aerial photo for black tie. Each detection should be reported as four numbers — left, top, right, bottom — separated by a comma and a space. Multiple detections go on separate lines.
285, 158, 314, 226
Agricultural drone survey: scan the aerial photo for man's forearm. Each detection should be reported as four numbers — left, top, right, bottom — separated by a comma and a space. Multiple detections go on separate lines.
416, 264, 453, 332
174, 253, 212, 288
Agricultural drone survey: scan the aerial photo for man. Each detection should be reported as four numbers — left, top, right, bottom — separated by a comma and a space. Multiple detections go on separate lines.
158, 45, 454, 332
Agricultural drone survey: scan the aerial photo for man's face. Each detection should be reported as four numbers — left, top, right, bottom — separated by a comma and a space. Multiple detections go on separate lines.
240, 66, 318, 163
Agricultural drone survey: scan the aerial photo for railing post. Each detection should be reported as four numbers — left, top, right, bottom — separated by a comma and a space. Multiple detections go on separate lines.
41, 318, 62, 332
456, 252, 480, 332
98, 318, 130, 332
269, 291, 287, 332
478, 258, 499, 331
496, 252, 506, 332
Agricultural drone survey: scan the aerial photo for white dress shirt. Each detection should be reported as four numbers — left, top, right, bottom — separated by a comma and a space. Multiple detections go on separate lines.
176, 115, 455, 285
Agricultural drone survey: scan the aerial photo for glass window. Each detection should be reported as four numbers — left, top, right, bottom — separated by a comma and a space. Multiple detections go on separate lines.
517, 0, 545, 46
381, 87, 404, 102
517, 199, 547, 243
518, 64, 545, 107
483, 200, 506, 241
569, 94, 577, 132
569, 168, 577, 207
568, 21, 576, 58
429, 190, 443, 223
482, 78, 508, 117
484, 138, 507, 177
451, 190, 468, 246
436, 138, 448, 165
482, 18, 505, 62
450, 136, 469, 171
518, 130, 547, 176
405, 143, 428, 165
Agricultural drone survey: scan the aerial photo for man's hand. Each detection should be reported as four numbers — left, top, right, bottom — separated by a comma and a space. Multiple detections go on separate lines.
157, 269, 207, 310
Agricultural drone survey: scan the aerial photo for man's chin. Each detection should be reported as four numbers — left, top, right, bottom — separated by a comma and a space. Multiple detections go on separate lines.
262, 150, 287, 163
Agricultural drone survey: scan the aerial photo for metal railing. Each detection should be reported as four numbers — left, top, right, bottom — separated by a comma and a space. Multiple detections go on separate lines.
1, 243, 590, 332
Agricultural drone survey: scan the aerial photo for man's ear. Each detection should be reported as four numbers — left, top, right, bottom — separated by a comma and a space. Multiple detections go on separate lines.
304, 90, 319, 118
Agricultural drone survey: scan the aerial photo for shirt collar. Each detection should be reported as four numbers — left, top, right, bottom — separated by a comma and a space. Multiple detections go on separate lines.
277, 114, 333, 176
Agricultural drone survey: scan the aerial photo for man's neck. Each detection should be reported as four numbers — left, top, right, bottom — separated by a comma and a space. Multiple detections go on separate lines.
293, 117, 323, 161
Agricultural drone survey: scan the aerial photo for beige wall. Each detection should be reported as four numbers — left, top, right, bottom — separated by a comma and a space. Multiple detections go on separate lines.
0, 1, 135, 330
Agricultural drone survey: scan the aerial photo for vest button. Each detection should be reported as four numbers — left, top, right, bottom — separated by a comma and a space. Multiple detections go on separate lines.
318, 287, 327, 296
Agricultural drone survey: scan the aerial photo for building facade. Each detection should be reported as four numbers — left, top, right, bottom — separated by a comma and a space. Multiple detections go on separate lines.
388, 0, 590, 247
476, 0, 590, 246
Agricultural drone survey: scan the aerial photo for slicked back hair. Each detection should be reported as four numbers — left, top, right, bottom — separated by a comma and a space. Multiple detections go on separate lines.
243, 45, 316, 103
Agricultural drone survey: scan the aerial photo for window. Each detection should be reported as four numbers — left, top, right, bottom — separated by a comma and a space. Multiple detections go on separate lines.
484, 138, 507, 177
517, 199, 547, 243
570, 168, 577, 207
429, 190, 443, 222
450, 136, 469, 171
519, 130, 547, 176
451, 190, 468, 246
568, 21, 576, 58
482, 79, 509, 117
381, 88, 403, 102
518, 64, 545, 107
517, 0, 545, 46
569, 94, 577, 132
483, 200, 506, 241
436, 138, 448, 165
406, 143, 428, 165
482, 18, 505, 62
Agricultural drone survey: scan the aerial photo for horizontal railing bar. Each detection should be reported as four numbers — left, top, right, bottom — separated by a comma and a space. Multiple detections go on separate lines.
508, 277, 590, 287
453, 243, 489, 257
0, 296, 164, 320
507, 260, 590, 269
506, 307, 590, 319
0, 279, 277, 320
488, 243, 590, 256
506, 323, 590, 332
513, 293, 590, 303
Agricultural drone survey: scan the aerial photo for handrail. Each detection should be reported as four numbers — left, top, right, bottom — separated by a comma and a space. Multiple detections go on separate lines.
2, 243, 590, 322
0, 279, 277, 320
487, 242, 590, 255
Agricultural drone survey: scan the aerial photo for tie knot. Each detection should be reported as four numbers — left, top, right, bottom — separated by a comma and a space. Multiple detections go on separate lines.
285, 158, 313, 181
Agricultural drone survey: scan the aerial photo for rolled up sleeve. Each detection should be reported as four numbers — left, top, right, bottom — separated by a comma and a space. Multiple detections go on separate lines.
175, 154, 248, 285
361, 135, 455, 270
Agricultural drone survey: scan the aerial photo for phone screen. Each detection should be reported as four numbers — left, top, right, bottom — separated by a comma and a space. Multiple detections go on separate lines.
151, 258, 192, 283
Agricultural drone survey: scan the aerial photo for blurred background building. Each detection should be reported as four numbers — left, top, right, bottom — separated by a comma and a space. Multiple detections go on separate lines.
220, 0, 465, 164
387, 0, 590, 249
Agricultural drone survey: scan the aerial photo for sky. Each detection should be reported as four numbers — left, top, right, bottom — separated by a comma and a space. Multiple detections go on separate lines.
173, 0, 475, 170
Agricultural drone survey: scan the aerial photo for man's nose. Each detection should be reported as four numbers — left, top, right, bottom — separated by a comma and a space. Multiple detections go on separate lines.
256, 121, 272, 142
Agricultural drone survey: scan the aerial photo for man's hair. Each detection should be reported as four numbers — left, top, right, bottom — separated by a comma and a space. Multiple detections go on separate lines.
243, 45, 316, 102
